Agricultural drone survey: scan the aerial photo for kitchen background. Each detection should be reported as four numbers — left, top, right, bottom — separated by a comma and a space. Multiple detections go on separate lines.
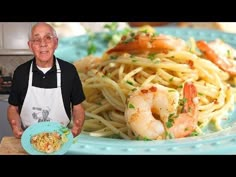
0, 22, 129, 76
0, 22, 236, 141
1, 22, 236, 76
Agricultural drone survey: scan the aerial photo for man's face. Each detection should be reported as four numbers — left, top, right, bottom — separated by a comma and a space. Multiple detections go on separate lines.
28, 24, 58, 63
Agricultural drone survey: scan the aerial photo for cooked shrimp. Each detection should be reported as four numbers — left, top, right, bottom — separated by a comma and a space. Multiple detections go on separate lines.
125, 82, 199, 140
167, 82, 199, 138
106, 32, 187, 54
125, 84, 180, 140
196, 39, 236, 76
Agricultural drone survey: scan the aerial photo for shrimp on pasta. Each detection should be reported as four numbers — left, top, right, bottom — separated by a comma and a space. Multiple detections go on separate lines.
31, 132, 65, 153
107, 32, 187, 54
125, 82, 198, 140
197, 39, 236, 76
74, 29, 236, 140
167, 81, 199, 138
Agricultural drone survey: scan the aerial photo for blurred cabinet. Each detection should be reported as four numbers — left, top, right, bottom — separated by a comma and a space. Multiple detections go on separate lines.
0, 100, 13, 141
0, 22, 35, 55
0, 25, 2, 49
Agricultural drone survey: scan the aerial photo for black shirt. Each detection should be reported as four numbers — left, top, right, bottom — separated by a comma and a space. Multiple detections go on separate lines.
8, 56, 85, 119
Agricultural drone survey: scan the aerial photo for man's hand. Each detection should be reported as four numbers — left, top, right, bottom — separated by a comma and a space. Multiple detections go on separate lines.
71, 119, 82, 137
8, 105, 23, 138
11, 119, 23, 138
71, 104, 85, 137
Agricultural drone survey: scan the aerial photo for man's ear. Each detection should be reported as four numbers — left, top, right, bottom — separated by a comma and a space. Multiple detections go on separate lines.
28, 41, 33, 51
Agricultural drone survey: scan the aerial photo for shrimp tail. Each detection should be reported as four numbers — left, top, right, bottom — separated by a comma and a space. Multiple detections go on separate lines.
183, 81, 198, 114
196, 40, 220, 65
167, 82, 199, 139
197, 40, 236, 76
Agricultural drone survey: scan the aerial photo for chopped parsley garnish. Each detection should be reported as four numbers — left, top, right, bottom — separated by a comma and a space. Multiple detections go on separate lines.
190, 131, 199, 136
103, 23, 132, 48
130, 54, 135, 58
126, 80, 133, 85
169, 77, 174, 82
87, 30, 97, 55
227, 49, 231, 58
110, 55, 118, 60
104, 22, 118, 32
143, 137, 152, 141
166, 121, 173, 128
179, 98, 187, 106
109, 133, 122, 139
154, 60, 160, 64
148, 53, 157, 60
198, 92, 204, 96
128, 103, 135, 109
136, 136, 152, 141
123, 37, 134, 44
165, 131, 174, 139
87, 42, 96, 55
168, 113, 176, 119
166, 113, 176, 128
168, 89, 176, 92
130, 32, 135, 37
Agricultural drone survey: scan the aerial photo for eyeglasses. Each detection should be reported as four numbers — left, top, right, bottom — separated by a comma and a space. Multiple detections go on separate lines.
30, 34, 56, 45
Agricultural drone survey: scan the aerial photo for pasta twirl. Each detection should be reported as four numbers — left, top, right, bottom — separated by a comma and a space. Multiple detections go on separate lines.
74, 30, 236, 140
31, 132, 67, 153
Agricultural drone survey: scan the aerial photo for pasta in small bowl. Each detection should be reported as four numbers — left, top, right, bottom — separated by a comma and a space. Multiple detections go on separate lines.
21, 121, 73, 155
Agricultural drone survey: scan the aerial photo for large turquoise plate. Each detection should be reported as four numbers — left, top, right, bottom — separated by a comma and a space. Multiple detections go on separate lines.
56, 27, 236, 154
21, 121, 73, 155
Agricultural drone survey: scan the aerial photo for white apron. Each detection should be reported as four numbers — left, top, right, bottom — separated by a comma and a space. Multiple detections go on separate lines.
20, 59, 70, 129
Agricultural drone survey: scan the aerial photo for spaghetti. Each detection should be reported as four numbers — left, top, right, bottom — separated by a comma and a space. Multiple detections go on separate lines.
74, 29, 236, 140
31, 132, 67, 153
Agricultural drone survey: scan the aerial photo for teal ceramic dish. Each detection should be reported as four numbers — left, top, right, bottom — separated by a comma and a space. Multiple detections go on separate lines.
68, 126, 236, 154
55, 27, 236, 63
21, 121, 73, 155
56, 27, 236, 154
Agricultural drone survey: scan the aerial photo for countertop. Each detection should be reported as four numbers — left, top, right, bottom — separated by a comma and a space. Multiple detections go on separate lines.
0, 137, 27, 155
0, 94, 9, 102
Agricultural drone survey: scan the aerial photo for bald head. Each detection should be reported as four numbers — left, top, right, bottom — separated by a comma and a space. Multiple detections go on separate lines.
29, 22, 57, 40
